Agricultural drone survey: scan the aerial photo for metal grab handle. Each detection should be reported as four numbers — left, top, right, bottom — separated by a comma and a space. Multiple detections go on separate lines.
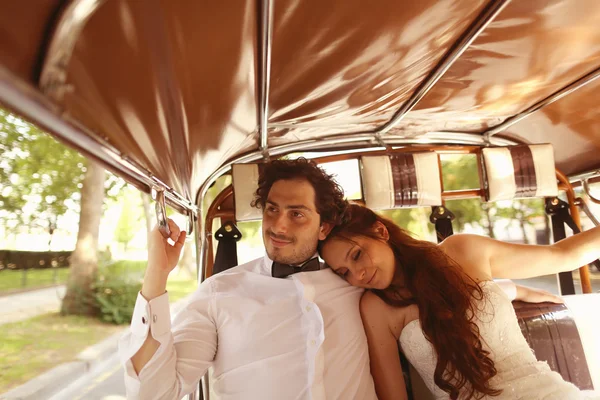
583, 178, 600, 205
152, 186, 171, 239
578, 197, 600, 227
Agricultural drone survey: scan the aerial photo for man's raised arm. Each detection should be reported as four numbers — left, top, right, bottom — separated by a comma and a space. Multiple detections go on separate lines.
118, 220, 217, 399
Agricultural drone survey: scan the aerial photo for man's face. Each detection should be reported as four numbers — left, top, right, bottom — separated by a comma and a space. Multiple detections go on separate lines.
262, 179, 330, 265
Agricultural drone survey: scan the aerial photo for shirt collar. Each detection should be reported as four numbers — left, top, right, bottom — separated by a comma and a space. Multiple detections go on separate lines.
262, 252, 324, 276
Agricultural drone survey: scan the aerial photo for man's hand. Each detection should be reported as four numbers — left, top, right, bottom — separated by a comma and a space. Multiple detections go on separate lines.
515, 284, 564, 304
148, 218, 187, 273
142, 219, 186, 300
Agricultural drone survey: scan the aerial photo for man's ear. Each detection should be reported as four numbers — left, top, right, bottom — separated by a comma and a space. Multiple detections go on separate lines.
319, 222, 334, 241
374, 221, 389, 241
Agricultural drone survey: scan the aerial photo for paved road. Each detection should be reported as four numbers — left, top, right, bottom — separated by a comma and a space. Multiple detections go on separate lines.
50, 353, 126, 400
0, 285, 65, 325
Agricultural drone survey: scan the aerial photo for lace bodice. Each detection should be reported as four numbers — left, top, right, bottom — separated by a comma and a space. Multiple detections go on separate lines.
399, 281, 599, 399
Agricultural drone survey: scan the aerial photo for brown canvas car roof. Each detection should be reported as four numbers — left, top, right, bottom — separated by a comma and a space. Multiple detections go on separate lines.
1, 0, 599, 210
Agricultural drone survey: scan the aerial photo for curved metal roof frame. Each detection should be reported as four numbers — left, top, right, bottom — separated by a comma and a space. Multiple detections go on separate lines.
2, 0, 600, 216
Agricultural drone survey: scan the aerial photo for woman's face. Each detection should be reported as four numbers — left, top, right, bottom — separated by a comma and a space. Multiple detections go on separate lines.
321, 227, 396, 290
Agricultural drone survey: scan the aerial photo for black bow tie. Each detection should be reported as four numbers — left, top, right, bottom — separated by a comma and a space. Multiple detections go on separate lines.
272, 257, 321, 278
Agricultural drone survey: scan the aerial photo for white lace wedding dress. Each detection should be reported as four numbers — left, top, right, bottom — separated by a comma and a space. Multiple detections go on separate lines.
399, 281, 599, 399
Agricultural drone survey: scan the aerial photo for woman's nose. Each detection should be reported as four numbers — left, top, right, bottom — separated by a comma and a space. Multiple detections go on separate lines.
356, 268, 366, 282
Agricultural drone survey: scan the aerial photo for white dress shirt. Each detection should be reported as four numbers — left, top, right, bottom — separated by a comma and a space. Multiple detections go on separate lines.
118, 254, 377, 400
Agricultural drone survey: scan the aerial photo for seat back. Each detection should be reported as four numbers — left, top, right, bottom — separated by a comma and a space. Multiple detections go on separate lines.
482, 144, 558, 202
231, 163, 263, 221
360, 152, 442, 210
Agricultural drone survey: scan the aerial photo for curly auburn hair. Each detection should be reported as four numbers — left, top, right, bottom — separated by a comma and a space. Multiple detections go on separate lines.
323, 204, 501, 400
251, 158, 347, 226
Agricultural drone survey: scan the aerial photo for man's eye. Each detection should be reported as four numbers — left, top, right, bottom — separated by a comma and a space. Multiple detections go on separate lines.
266, 206, 277, 213
353, 250, 361, 261
292, 211, 304, 218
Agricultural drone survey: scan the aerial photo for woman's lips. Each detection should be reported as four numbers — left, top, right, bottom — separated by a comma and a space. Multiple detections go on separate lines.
367, 270, 377, 285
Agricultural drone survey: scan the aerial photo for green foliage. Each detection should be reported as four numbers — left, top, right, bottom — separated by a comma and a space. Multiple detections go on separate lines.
94, 279, 142, 324
90, 261, 195, 324
92, 261, 145, 324
494, 198, 545, 222
114, 187, 143, 251
379, 208, 433, 240
440, 154, 480, 191
440, 154, 486, 232
0, 109, 86, 233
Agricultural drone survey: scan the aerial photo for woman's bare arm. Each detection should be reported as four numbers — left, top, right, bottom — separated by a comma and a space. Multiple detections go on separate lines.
441, 226, 600, 280
360, 291, 408, 400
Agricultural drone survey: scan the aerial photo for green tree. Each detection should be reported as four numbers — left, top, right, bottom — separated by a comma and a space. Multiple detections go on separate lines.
440, 154, 492, 234
494, 198, 546, 244
0, 109, 85, 245
61, 160, 107, 316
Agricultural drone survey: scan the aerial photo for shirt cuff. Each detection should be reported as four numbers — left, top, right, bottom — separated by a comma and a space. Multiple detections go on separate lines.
131, 291, 172, 339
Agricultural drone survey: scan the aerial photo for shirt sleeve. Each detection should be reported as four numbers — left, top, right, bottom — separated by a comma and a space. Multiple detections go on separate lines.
118, 279, 217, 400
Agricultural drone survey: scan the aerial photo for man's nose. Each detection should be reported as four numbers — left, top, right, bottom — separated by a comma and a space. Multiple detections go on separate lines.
272, 213, 289, 233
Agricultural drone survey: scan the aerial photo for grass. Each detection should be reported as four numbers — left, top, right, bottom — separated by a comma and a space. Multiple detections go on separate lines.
0, 268, 70, 294
0, 261, 198, 393
0, 313, 123, 393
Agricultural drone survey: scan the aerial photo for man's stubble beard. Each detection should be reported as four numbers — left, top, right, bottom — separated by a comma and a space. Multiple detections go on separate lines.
266, 230, 320, 265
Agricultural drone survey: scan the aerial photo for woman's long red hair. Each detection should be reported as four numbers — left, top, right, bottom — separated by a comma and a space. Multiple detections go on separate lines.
324, 204, 501, 399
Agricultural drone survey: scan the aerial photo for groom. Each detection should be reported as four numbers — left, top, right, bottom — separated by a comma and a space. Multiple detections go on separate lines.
119, 158, 378, 399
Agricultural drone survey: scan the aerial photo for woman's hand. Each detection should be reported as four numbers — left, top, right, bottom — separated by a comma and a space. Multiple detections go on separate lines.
515, 285, 564, 304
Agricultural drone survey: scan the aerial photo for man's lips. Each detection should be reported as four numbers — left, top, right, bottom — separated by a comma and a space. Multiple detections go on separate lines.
269, 236, 292, 248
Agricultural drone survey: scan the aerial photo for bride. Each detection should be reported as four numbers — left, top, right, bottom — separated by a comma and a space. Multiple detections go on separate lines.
320, 204, 600, 400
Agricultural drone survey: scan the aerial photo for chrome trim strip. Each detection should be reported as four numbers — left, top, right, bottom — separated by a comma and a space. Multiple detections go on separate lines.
485, 66, 600, 139
580, 200, 600, 227
258, 0, 274, 155
40, 0, 106, 100
195, 131, 517, 209
376, 0, 511, 135
583, 180, 600, 205
0, 65, 196, 214
569, 169, 600, 184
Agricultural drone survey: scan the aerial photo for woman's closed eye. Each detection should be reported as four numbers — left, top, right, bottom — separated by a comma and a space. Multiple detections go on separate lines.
353, 249, 361, 261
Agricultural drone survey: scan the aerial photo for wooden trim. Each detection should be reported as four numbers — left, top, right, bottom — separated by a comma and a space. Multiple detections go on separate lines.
442, 189, 485, 201
556, 169, 593, 294
204, 185, 234, 278
437, 153, 446, 206
205, 186, 234, 234
310, 145, 481, 165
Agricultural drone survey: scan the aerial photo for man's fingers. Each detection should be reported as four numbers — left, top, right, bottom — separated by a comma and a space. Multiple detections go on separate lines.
167, 219, 180, 241
174, 231, 187, 249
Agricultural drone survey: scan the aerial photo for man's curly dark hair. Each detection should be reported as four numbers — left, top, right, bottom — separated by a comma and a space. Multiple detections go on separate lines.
251, 158, 348, 226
